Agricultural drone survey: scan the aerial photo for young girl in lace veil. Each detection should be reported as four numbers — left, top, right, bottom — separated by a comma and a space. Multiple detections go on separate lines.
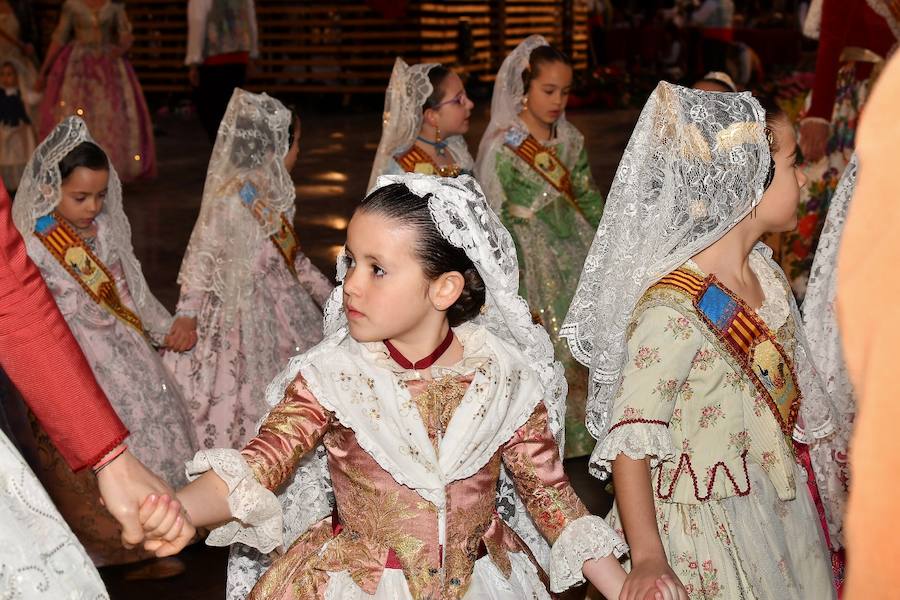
163, 89, 332, 451
138, 174, 692, 600
368, 58, 474, 189
561, 82, 839, 599
11, 116, 197, 566
475, 35, 605, 458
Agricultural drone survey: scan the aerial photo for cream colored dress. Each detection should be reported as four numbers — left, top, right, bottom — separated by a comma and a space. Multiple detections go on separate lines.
595, 252, 835, 600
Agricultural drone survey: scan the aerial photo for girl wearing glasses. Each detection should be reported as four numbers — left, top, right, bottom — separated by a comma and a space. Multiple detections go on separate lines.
368, 58, 474, 190
475, 35, 604, 458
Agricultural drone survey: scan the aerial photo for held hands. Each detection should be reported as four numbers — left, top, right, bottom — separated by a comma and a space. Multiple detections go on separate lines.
620, 556, 688, 600
95, 448, 175, 548
139, 493, 196, 557
164, 316, 198, 352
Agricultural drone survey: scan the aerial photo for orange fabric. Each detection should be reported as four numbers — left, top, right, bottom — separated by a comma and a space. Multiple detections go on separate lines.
0, 181, 127, 471
837, 53, 900, 600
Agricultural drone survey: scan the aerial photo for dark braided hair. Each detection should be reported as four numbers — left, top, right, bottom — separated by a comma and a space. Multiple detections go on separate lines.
356, 183, 486, 327
423, 66, 453, 110
521, 44, 572, 92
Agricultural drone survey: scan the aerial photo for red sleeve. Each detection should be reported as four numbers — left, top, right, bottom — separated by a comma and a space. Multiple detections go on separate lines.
807, 0, 855, 121
0, 181, 128, 472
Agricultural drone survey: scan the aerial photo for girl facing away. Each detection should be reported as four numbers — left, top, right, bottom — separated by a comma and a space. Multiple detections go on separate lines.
164, 89, 332, 451
561, 82, 840, 600
137, 174, 686, 600
368, 58, 475, 189
11, 116, 197, 567
475, 35, 605, 458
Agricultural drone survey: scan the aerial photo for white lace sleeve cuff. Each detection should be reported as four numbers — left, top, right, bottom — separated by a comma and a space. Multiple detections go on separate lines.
549, 515, 628, 592
590, 421, 676, 473
186, 449, 283, 553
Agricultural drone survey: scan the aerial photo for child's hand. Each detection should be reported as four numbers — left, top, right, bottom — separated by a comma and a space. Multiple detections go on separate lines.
138, 493, 195, 557
620, 557, 686, 600
164, 316, 197, 352
652, 574, 689, 600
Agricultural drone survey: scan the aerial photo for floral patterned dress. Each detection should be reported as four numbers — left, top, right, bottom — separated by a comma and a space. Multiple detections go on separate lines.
494, 124, 604, 458
164, 236, 332, 451
595, 253, 835, 599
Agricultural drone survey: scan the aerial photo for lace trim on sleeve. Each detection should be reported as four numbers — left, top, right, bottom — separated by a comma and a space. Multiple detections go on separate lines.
589, 421, 676, 477
548, 515, 628, 592
186, 448, 283, 553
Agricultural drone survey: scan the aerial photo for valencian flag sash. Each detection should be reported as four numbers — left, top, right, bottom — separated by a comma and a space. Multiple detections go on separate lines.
239, 180, 300, 277
34, 212, 147, 338
504, 129, 583, 218
651, 267, 802, 436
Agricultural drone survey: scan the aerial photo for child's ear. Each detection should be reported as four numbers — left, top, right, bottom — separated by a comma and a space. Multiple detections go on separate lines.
429, 271, 465, 312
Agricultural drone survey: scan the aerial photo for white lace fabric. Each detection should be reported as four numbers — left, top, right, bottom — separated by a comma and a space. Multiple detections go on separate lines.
474, 34, 584, 213
12, 116, 175, 337
561, 83, 773, 447
225, 173, 569, 597
177, 89, 296, 331
802, 154, 859, 547
368, 58, 473, 191
590, 421, 676, 473
549, 515, 628, 592
186, 449, 283, 553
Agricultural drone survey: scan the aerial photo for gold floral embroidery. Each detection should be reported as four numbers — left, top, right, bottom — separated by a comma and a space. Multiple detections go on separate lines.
412, 375, 467, 450
503, 408, 589, 542
442, 454, 502, 598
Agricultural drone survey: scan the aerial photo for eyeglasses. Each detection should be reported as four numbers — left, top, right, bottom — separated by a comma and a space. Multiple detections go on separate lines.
433, 92, 470, 109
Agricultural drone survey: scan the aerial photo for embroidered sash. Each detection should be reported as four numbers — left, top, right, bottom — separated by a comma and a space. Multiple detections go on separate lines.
239, 181, 300, 276
34, 213, 147, 337
505, 133, 581, 216
394, 145, 462, 178
652, 268, 801, 436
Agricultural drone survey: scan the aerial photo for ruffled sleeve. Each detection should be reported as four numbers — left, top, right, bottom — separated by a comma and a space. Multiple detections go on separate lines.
591, 303, 701, 473
502, 402, 627, 592
186, 372, 332, 552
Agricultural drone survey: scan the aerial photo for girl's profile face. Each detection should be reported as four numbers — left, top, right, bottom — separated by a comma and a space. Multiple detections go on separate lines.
56, 166, 109, 229
524, 60, 573, 127
755, 115, 807, 233
424, 72, 474, 138
341, 211, 437, 343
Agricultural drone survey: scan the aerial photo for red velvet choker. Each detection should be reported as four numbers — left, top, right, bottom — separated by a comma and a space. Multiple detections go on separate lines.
383, 328, 455, 371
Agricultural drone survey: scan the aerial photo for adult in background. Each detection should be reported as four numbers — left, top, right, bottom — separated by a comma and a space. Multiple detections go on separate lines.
776, 0, 896, 298
186, 0, 259, 142
690, 0, 735, 73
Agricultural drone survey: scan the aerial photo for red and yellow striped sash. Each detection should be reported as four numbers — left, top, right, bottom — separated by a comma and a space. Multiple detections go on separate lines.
34, 213, 147, 338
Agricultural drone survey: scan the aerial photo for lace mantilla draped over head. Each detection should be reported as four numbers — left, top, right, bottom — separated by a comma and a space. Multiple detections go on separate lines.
12, 116, 165, 329
367, 58, 473, 191
561, 82, 835, 476
474, 34, 585, 212
225, 174, 569, 598
324, 173, 566, 439
561, 82, 772, 455
177, 88, 294, 329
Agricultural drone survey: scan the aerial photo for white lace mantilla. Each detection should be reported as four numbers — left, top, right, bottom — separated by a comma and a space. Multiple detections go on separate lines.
549, 515, 628, 592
